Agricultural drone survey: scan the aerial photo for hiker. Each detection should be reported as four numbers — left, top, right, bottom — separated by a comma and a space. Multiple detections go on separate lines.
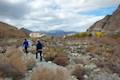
23, 39, 29, 54
36, 40, 44, 61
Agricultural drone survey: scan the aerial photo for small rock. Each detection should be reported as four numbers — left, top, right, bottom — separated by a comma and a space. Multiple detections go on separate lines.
93, 68, 101, 72
84, 75, 89, 79
84, 64, 97, 70
48, 61, 52, 63
69, 76, 78, 80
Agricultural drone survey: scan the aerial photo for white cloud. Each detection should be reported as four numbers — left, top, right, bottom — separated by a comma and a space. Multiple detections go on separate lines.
48, 15, 104, 32
0, 0, 120, 32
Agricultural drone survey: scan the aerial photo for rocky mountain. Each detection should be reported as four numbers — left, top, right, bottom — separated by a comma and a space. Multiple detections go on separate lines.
0, 22, 28, 39
88, 5, 120, 34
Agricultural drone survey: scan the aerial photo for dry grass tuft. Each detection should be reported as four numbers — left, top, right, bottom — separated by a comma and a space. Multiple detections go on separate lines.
8, 51, 27, 77
32, 64, 70, 80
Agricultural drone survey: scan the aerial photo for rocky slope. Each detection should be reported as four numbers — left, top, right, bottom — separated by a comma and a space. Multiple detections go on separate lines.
0, 22, 28, 38
88, 5, 120, 34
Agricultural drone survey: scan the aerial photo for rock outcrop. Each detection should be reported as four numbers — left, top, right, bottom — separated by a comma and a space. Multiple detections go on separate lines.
88, 5, 120, 34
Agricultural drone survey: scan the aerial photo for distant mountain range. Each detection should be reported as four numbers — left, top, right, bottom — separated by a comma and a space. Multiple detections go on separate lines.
22, 29, 77, 36
88, 5, 120, 34
0, 21, 77, 38
20, 28, 32, 34
39, 30, 77, 36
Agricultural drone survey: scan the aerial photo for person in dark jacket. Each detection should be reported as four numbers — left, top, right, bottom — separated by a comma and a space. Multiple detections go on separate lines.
23, 39, 29, 54
36, 40, 44, 61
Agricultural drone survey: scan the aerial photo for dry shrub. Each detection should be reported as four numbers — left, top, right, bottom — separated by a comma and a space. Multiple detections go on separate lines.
8, 53, 27, 76
72, 64, 85, 80
53, 57, 69, 66
44, 52, 56, 61
0, 55, 12, 77
32, 64, 70, 80
44, 47, 58, 61
25, 57, 36, 70
0, 49, 27, 79
44, 46, 67, 62
53, 52, 69, 66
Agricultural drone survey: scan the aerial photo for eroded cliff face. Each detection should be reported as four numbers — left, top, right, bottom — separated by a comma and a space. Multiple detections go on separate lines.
88, 5, 120, 34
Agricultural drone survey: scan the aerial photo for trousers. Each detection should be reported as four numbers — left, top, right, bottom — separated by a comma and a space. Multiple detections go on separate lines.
36, 51, 43, 61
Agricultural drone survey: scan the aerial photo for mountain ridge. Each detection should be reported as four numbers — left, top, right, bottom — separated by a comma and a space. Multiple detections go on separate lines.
87, 5, 120, 34
20, 28, 32, 34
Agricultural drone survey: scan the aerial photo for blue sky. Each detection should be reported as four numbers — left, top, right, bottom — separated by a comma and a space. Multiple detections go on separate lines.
80, 5, 117, 16
0, 0, 120, 32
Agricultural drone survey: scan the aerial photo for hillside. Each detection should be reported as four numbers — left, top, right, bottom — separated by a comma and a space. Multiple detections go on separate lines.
0, 22, 28, 38
88, 5, 120, 34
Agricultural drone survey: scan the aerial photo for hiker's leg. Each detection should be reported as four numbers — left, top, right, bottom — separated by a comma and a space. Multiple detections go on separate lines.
25, 47, 28, 54
36, 51, 38, 59
40, 51, 42, 61
26, 48, 28, 54
25, 47, 27, 54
